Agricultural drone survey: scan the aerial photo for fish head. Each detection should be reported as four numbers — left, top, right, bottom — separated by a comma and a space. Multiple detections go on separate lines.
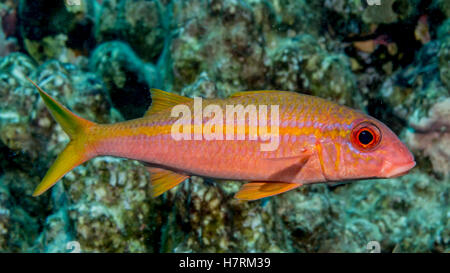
333, 116, 416, 180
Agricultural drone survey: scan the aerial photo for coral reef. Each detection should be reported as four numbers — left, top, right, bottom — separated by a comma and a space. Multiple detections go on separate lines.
405, 98, 450, 177
266, 34, 357, 106
0, 1, 19, 57
90, 41, 158, 119
96, 0, 166, 62
0, 0, 448, 253
19, 0, 97, 64
170, 0, 269, 96
0, 53, 119, 252
380, 20, 450, 177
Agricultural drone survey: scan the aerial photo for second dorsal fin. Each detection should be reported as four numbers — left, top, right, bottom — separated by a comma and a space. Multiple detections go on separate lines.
145, 89, 193, 116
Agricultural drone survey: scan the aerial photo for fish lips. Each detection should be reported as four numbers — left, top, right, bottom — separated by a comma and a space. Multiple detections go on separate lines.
380, 160, 416, 178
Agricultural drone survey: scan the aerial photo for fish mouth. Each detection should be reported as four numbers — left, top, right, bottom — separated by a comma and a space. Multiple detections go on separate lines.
381, 160, 416, 178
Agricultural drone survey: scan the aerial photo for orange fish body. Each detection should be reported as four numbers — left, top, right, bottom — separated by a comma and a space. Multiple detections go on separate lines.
29, 79, 415, 200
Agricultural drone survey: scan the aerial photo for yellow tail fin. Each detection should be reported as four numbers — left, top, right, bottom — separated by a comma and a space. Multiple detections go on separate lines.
27, 77, 97, 196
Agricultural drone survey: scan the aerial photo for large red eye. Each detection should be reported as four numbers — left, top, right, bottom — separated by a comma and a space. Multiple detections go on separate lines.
351, 121, 381, 151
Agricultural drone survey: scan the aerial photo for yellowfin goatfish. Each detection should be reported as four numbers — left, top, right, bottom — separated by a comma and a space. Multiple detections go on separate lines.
28, 78, 415, 200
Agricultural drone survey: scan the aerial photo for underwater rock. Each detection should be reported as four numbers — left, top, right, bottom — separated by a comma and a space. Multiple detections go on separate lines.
322, 0, 367, 41
0, 53, 39, 164
0, 54, 153, 251
171, 0, 357, 103
324, 0, 421, 38
35, 209, 73, 253
0, 54, 118, 252
0, 2, 18, 57
380, 32, 449, 177
0, 30, 18, 57
90, 41, 158, 119
335, 172, 448, 252
405, 98, 450, 177
0, 1, 17, 38
0, 172, 42, 252
63, 158, 158, 252
179, 72, 219, 99
433, 0, 450, 18
261, 0, 323, 37
276, 171, 448, 252
160, 170, 448, 253
438, 19, 450, 90
170, 1, 356, 100
267, 34, 357, 106
324, 0, 365, 17
324, 0, 443, 74
0, 55, 48, 252
362, 0, 418, 24
158, 177, 287, 253
0, 183, 9, 250
19, 0, 96, 63
170, 0, 268, 95
96, 0, 165, 62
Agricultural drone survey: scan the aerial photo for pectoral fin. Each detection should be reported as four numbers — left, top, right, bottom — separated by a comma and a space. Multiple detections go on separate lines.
145, 166, 190, 197
234, 182, 301, 201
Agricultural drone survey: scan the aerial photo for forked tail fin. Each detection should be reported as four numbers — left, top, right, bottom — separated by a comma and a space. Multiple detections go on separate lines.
27, 77, 97, 196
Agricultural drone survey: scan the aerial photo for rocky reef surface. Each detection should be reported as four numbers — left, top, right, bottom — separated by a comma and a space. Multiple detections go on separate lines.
0, 0, 448, 252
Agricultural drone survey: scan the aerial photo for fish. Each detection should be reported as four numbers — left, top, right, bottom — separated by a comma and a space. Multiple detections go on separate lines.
28, 78, 416, 201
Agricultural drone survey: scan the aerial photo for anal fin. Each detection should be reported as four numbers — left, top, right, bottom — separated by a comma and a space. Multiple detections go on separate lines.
145, 166, 190, 197
234, 182, 301, 201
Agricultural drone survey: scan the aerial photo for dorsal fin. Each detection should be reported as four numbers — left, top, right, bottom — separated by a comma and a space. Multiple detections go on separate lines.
145, 89, 193, 116
230, 90, 282, 98
234, 182, 301, 201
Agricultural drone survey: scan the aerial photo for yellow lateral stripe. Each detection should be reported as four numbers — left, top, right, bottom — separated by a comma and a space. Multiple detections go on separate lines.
97, 124, 351, 140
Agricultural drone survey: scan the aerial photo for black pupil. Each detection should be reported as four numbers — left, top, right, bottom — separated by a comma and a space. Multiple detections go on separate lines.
359, 130, 374, 145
